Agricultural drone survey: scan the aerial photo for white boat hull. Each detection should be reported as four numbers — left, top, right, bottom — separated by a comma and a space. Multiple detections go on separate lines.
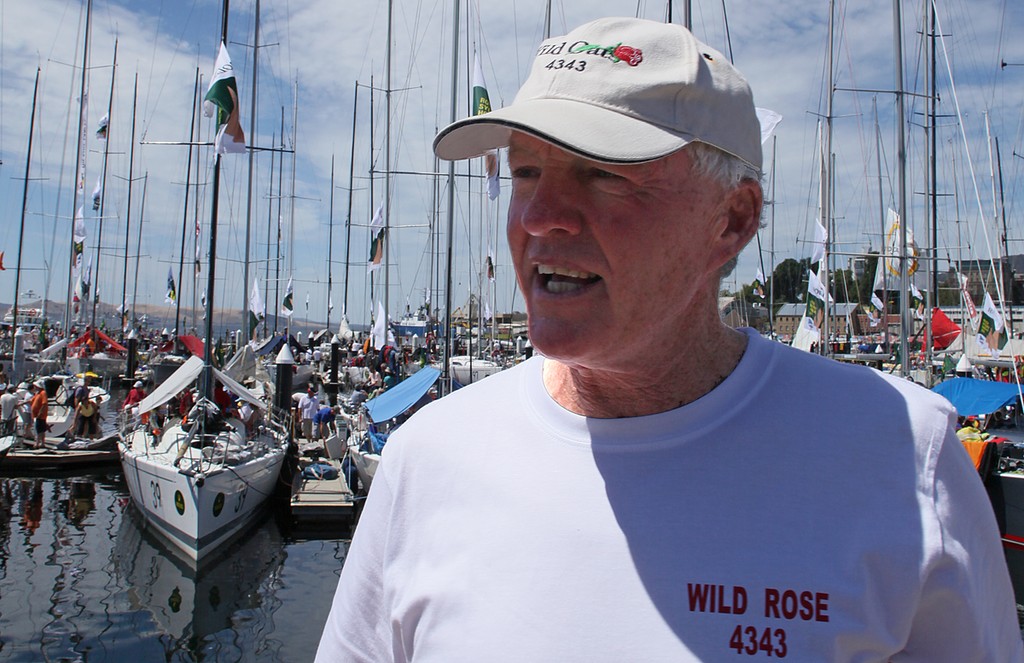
119, 421, 285, 561
449, 356, 502, 385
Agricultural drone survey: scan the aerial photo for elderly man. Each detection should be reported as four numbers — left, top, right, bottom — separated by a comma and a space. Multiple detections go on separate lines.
317, 17, 1021, 662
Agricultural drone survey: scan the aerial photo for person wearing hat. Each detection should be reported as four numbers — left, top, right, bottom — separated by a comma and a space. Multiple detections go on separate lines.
29, 381, 48, 448
317, 17, 1021, 661
123, 380, 146, 410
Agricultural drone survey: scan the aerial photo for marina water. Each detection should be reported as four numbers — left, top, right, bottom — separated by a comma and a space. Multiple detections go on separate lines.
0, 469, 348, 661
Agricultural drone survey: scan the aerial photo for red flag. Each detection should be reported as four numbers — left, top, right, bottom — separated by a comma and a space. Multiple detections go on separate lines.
931, 308, 961, 350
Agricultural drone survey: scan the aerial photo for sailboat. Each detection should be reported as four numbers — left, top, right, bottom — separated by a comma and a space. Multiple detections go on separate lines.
118, 13, 289, 562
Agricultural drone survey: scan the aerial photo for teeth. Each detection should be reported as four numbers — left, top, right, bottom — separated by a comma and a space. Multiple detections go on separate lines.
537, 264, 597, 279
546, 280, 581, 293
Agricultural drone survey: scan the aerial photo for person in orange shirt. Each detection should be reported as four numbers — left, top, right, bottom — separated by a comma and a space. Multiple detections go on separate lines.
29, 382, 48, 449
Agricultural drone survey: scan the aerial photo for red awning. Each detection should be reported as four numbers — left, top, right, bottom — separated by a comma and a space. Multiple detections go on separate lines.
67, 329, 127, 354
178, 334, 205, 357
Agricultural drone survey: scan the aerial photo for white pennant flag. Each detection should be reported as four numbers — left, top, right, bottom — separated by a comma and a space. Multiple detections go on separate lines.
371, 301, 387, 350
810, 219, 827, 264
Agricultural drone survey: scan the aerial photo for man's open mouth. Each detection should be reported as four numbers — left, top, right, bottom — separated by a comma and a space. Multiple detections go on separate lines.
537, 264, 601, 294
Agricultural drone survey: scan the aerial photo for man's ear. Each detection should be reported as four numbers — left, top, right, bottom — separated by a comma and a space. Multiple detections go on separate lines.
710, 179, 763, 269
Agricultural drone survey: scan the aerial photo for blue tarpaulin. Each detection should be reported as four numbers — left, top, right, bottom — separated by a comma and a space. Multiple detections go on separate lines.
365, 366, 441, 423
931, 378, 1022, 417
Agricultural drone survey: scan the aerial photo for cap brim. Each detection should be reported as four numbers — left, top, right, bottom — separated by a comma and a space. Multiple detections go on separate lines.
434, 98, 691, 165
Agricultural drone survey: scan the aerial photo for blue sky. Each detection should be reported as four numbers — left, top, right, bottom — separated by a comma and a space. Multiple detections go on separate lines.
0, 0, 1022, 335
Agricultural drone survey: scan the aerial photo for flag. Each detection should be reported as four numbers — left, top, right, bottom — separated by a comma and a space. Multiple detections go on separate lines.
165, 266, 176, 304
756, 108, 783, 145
868, 292, 884, 328
96, 113, 108, 140
77, 92, 88, 194
977, 292, 1008, 358
472, 52, 501, 200
752, 268, 766, 299
959, 272, 978, 324
367, 203, 385, 273
810, 218, 827, 264
72, 206, 86, 276
371, 301, 387, 350
91, 175, 103, 211
931, 308, 961, 351
203, 42, 246, 155
803, 269, 827, 333
195, 215, 202, 276
249, 277, 265, 337
80, 257, 93, 302
485, 251, 495, 282
305, 292, 310, 314
201, 293, 207, 320
910, 283, 925, 320
873, 209, 919, 292
281, 277, 294, 317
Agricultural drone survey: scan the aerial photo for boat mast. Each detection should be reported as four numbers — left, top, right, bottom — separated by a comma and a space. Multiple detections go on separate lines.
203, 0, 231, 402
283, 83, 298, 335
820, 0, 835, 355
130, 174, 148, 328
894, 0, 910, 378
174, 68, 201, 343
342, 81, 359, 322
384, 0, 393, 337
89, 40, 118, 332
119, 73, 139, 340
13, 69, 41, 343
442, 0, 462, 394
327, 155, 336, 332
64, 0, 92, 342
242, 0, 260, 346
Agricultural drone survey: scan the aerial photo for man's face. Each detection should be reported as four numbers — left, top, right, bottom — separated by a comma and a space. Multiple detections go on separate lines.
506, 133, 739, 371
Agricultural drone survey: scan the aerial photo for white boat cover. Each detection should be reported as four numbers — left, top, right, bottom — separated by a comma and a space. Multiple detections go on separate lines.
36, 337, 69, 358
137, 355, 268, 415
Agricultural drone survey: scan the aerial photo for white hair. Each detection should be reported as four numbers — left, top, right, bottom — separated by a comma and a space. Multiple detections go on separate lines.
685, 141, 764, 281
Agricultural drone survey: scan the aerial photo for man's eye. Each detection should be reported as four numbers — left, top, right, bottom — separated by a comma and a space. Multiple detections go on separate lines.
591, 168, 622, 179
511, 167, 539, 179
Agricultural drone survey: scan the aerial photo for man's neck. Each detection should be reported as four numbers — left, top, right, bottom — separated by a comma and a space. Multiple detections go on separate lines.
542, 325, 749, 418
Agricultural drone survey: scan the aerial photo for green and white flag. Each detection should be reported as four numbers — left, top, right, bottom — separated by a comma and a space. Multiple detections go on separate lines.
869, 292, 885, 328
473, 51, 500, 200
281, 277, 294, 318
977, 292, 1008, 358
803, 268, 827, 333
203, 42, 246, 155
910, 283, 925, 320
752, 268, 766, 299
249, 277, 265, 337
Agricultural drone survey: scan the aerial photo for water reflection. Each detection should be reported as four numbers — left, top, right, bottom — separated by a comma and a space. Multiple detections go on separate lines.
0, 472, 348, 661
114, 506, 288, 659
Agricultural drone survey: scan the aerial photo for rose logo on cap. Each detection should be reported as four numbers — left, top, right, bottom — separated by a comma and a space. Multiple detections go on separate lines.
612, 45, 642, 66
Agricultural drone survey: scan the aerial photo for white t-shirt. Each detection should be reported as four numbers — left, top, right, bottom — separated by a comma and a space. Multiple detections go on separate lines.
0, 392, 18, 420
317, 329, 1023, 662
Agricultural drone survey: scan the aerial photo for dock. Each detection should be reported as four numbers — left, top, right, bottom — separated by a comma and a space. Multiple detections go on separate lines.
289, 457, 357, 530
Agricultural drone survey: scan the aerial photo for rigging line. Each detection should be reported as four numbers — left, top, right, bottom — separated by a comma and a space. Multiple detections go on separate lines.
933, 8, 1002, 300
141, 0, 201, 143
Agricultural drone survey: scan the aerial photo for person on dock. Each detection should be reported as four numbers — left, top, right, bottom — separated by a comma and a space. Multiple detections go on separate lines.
73, 393, 99, 440
29, 381, 47, 449
298, 386, 319, 442
317, 17, 1023, 662
0, 384, 18, 436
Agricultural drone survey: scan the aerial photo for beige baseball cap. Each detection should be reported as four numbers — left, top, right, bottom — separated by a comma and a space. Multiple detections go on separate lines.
434, 17, 762, 171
